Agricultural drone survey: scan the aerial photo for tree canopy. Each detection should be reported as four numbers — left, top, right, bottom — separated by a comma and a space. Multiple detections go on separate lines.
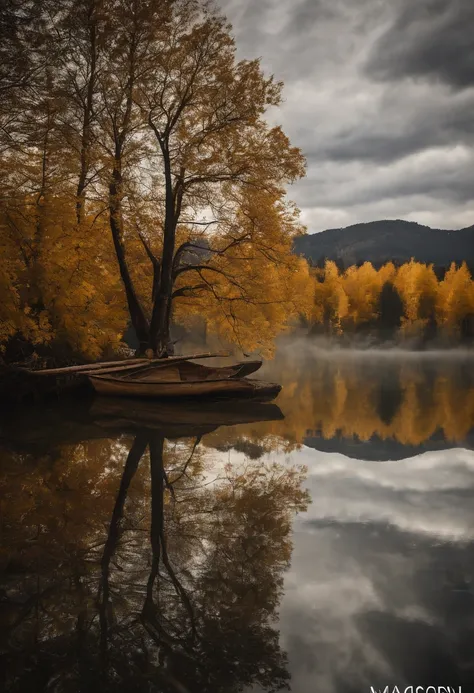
309, 259, 474, 343
0, 0, 312, 361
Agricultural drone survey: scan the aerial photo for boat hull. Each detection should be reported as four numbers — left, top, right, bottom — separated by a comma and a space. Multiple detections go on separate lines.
89, 375, 281, 401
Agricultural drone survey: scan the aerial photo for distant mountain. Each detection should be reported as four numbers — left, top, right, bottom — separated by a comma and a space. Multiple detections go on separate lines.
303, 429, 474, 462
293, 220, 474, 269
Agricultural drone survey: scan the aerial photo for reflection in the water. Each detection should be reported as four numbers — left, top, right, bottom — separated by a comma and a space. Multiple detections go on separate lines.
281, 445, 474, 692
0, 403, 308, 693
205, 347, 474, 459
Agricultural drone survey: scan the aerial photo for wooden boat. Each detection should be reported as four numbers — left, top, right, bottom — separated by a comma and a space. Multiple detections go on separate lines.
16, 352, 263, 403
121, 359, 263, 382
88, 359, 280, 401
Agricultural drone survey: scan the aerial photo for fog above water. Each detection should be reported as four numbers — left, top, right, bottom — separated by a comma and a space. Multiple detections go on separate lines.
265, 333, 474, 362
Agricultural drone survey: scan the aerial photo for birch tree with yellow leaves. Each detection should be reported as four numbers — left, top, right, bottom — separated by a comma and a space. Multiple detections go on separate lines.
437, 262, 474, 337
394, 259, 438, 335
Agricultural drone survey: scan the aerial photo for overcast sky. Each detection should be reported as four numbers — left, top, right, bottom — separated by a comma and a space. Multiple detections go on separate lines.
217, 0, 474, 233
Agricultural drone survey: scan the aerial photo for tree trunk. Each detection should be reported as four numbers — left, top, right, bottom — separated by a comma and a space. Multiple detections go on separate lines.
149, 149, 176, 356
150, 295, 172, 357
30, 100, 52, 313
109, 162, 150, 352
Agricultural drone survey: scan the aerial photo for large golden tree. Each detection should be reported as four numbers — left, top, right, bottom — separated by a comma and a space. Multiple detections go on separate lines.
0, 0, 312, 361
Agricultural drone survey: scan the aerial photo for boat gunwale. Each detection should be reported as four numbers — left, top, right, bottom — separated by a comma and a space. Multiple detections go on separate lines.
89, 373, 274, 387
124, 359, 262, 381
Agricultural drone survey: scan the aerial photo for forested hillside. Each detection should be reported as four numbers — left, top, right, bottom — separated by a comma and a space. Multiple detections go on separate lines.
294, 220, 474, 271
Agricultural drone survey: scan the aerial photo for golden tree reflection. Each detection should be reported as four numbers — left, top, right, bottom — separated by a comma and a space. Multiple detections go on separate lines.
0, 424, 308, 693
204, 354, 474, 453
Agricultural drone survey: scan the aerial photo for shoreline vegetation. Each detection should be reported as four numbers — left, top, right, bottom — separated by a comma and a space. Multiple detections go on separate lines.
2, 251, 474, 407
0, 0, 312, 368
305, 259, 474, 346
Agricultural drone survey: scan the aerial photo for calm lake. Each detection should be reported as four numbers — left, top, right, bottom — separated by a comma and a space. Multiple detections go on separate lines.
1, 342, 474, 693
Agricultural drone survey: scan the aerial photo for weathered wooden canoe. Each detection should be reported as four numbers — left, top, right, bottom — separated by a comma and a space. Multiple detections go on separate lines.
10, 354, 262, 404
89, 375, 281, 400
125, 359, 262, 382
89, 359, 280, 401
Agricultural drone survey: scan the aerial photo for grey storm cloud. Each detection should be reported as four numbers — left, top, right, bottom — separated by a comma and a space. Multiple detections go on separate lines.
367, 0, 474, 90
217, 0, 474, 232
321, 90, 474, 164
315, 155, 474, 207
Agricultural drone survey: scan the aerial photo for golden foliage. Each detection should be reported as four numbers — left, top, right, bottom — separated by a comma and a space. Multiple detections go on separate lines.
0, 196, 128, 359
0, 0, 310, 359
437, 262, 474, 335
310, 260, 474, 338
173, 190, 315, 355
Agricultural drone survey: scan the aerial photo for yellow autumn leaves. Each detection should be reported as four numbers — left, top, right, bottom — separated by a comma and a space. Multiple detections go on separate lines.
0, 197, 128, 361
311, 259, 474, 338
0, 0, 311, 361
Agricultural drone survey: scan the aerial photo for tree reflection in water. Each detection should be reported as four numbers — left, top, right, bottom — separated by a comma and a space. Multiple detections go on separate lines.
0, 401, 308, 693
204, 351, 474, 454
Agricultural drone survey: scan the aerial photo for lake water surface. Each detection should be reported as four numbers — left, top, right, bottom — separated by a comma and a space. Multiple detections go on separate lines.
1, 344, 474, 693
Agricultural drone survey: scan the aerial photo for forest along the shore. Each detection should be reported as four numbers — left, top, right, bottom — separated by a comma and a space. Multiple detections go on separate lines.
0, 0, 313, 368
306, 259, 474, 345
